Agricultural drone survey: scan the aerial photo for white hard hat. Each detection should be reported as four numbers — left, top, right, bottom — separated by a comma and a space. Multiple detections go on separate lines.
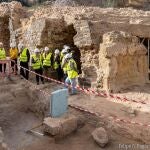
10, 43, 15, 48
34, 48, 40, 53
63, 45, 70, 50
45, 47, 49, 51
65, 53, 72, 59
55, 49, 60, 54
10, 43, 13, 48
62, 48, 68, 54
0, 42, 3, 46
18, 43, 24, 49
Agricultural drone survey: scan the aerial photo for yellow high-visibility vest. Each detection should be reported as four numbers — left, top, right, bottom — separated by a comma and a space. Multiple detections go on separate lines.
67, 59, 78, 79
43, 52, 52, 67
0, 48, 6, 60
31, 55, 42, 70
53, 61, 59, 70
20, 48, 28, 62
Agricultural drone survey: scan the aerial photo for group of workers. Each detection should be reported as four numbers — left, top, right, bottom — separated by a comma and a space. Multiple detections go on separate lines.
0, 42, 78, 95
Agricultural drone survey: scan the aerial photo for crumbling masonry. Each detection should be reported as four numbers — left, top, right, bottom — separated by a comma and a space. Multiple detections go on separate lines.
0, 1, 150, 92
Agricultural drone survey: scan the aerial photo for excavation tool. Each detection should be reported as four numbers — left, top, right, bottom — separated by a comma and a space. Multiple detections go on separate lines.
25, 123, 45, 136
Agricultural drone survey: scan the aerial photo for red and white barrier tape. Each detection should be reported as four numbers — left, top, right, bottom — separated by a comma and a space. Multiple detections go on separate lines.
15, 63, 150, 128
18, 65, 148, 105
69, 104, 150, 127
22, 77, 50, 97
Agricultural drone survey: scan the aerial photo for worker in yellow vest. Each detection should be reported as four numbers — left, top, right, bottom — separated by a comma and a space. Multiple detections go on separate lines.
19, 44, 30, 80
31, 48, 44, 85
61, 47, 69, 81
0, 42, 6, 73
53, 49, 63, 81
42, 47, 53, 80
9, 43, 18, 75
64, 53, 78, 95
60, 45, 70, 62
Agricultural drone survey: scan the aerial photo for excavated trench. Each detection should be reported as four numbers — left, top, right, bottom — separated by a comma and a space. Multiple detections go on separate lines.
0, 75, 150, 150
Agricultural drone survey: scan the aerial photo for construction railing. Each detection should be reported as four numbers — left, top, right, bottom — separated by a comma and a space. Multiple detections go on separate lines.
0, 58, 16, 77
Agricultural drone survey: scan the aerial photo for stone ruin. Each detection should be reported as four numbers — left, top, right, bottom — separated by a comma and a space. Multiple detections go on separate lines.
99, 31, 147, 92
0, 1, 150, 92
0, 1, 26, 53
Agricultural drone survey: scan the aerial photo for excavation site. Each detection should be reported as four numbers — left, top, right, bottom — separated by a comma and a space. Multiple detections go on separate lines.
0, 1, 150, 150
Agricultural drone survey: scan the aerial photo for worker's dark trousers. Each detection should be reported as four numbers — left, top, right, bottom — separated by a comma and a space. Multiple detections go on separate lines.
11, 59, 18, 73
0, 64, 6, 73
56, 66, 63, 81
20, 62, 29, 80
63, 73, 68, 81
34, 68, 44, 84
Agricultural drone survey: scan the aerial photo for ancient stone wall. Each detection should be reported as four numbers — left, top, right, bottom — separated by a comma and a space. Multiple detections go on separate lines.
21, 17, 69, 51
0, 15, 10, 54
0, 1, 26, 54
9, 5, 150, 91
98, 31, 148, 92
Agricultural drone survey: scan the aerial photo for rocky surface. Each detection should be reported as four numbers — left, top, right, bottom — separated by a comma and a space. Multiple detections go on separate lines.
98, 31, 148, 92
0, 1, 26, 52
43, 114, 78, 137
0, 128, 9, 150
1, 0, 150, 9
92, 127, 109, 147
1, 1, 150, 91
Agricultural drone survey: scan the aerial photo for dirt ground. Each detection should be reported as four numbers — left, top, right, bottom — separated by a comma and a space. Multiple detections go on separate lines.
0, 75, 150, 150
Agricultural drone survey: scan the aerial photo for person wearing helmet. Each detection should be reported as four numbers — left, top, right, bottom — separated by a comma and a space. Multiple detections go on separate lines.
19, 43, 30, 80
9, 43, 18, 75
31, 48, 44, 85
0, 42, 6, 73
61, 47, 69, 80
60, 45, 70, 61
64, 53, 78, 95
53, 49, 63, 81
42, 47, 53, 80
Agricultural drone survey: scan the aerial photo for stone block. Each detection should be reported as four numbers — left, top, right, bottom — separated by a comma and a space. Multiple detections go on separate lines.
92, 127, 109, 148
43, 114, 78, 137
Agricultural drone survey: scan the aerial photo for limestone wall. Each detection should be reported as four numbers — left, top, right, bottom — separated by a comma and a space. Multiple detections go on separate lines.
5, 4, 150, 91
98, 31, 148, 92
0, 16, 10, 54
21, 17, 69, 51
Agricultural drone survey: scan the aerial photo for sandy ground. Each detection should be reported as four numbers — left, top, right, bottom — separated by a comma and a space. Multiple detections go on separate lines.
0, 75, 150, 150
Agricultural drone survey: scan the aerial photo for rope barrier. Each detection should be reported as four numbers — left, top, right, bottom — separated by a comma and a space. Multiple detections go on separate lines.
18, 65, 148, 105
8, 60, 150, 128
16, 69, 150, 128
69, 104, 150, 127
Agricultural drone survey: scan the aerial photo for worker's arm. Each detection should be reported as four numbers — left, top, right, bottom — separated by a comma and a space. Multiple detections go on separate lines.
61, 58, 67, 68
50, 54, 54, 66
70, 61, 78, 72
26, 49, 30, 63
31, 57, 36, 63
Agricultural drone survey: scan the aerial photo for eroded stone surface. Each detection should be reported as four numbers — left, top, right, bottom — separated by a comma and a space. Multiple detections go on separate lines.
92, 127, 109, 148
43, 114, 78, 137
98, 31, 148, 92
0, 128, 9, 150
1, 2, 150, 91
